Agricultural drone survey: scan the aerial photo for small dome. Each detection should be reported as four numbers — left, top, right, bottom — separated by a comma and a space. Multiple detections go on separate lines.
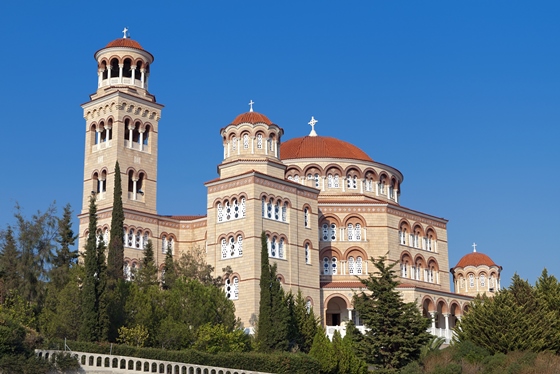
454, 252, 499, 269
230, 111, 272, 125
105, 38, 144, 51
281, 136, 373, 162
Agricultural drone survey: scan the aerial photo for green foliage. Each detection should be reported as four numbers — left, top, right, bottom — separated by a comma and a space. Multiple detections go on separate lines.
256, 232, 290, 352
455, 272, 560, 354
51, 352, 81, 371
136, 239, 158, 287
162, 245, 177, 289
50, 203, 78, 291
287, 290, 319, 353
107, 161, 125, 281
117, 324, 149, 347
0, 293, 37, 329
332, 330, 368, 374
352, 256, 431, 371
193, 323, 250, 353
309, 327, 336, 374
0, 226, 21, 303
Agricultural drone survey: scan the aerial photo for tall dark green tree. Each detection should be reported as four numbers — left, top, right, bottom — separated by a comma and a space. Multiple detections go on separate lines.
256, 232, 290, 352
135, 240, 158, 288
161, 245, 177, 290
107, 161, 124, 281
0, 226, 21, 302
79, 197, 109, 342
50, 203, 78, 291
353, 256, 431, 372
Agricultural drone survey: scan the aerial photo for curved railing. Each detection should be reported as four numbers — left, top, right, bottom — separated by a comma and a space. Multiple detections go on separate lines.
36, 350, 271, 374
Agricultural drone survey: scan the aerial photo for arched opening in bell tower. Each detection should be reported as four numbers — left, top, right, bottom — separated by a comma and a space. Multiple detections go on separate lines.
123, 58, 132, 78
110, 58, 119, 78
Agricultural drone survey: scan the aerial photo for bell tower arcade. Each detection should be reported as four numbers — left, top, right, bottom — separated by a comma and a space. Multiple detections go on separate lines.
79, 31, 163, 247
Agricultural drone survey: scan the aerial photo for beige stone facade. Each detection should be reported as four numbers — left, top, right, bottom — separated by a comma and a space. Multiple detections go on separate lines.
78, 36, 477, 339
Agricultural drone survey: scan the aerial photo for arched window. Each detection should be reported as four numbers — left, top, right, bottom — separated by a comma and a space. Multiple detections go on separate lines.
267, 235, 284, 259
348, 257, 355, 274
327, 174, 334, 188
293, 175, 300, 183
143, 232, 149, 249
401, 261, 408, 278
279, 238, 284, 259
103, 228, 109, 246
221, 235, 243, 259
480, 274, 486, 287
365, 177, 374, 192
304, 207, 310, 228
217, 203, 223, 222
379, 175, 386, 194
306, 299, 312, 313
243, 134, 249, 149
257, 133, 263, 149
355, 224, 361, 241
127, 229, 134, 248
321, 223, 336, 241
347, 175, 357, 189
414, 262, 421, 280
274, 201, 280, 220
232, 136, 237, 151
469, 274, 474, 288
399, 226, 407, 245
282, 202, 287, 222
314, 173, 320, 188
124, 261, 131, 281
135, 230, 143, 249
389, 181, 395, 199
225, 277, 239, 300
323, 257, 337, 275
355, 256, 363, 275
267, 198, 273, 219
305, 243, 310, 264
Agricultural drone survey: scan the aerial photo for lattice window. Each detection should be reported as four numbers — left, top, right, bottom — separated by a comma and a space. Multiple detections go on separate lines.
355, 224, 361, 241
221, 238, 227, 259
257, 134, 263, 149
282, 202, 287, 222
305, 243, 310, 264
314, 174, 320, 188
135, 230, 142, 249
240, 198, 246, 218
294, 175, 299, 183
347, 224, 354, 241
269, 236, 277, 257
232, 137, 237, 150
237, 235, 243, 256
347, 175, 357, 189
331, 257, 337, 275
330, 223, 337, 241
274, 201, 280, 220
327, 174, 334, 188
225, 277, 239, 300
232, 199, 240, 219
262, 198, 266, 217
278, 238, 284, 259
103, 228, 109, 246
225, 200, 232, 221
348, 257, 355, 274
128, 229, 134, 248
356, 257, 363, 275
267, 199, 273, 219
124, 262, 131, 281
304, 208, 309, 228
243, 134, 249, 149
222, 235, 243, 259
365, 179, 373, 192
480, 274, 486, 287
334, 175, 340, 188
143, 232, 149, 249
217, 203, 223, 222
322, 224, 329, 241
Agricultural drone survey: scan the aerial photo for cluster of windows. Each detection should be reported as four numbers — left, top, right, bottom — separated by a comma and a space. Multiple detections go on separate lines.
92, 170, 107, 198
400, 260, 438, 284
323, 257, 338, 275
221, 235, 243, 259
399, 225, 437, 252
217, 198, 246, 222
161, 235, 175, 254
95, 228, 109, 247
327, 174, 340, 188
223, 132, 278, 158
347, 256, 363, 275
459, 273, 498, 291
321, 222, 364, 242
267, 235, 285, 259
127, 169, 146, 201
124, 228, 150, 249
124, 119, 150, 151
225, 276, 239, 300
91, 119, 114, 149
347, 175, 358, 189
124, 261, 138, 281
261, 198, 288, 222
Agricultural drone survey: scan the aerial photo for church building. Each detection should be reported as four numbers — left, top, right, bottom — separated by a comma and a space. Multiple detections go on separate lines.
78, 34, 501, 342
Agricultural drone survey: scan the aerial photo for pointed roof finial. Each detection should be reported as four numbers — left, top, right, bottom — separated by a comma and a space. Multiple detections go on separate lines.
472, 242, 477, 253
122, 27, 129, 39
248, 100, 254, 112
308, 116, 318, 137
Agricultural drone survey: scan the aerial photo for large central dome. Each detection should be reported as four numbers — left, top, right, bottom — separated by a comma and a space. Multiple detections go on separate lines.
281, 136, 373, 162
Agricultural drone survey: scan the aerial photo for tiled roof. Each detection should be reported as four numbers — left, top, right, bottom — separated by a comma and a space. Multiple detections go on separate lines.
230, 112, 272, 125
106, 38, 144, 50
281, 136, 373, 162
168, 215, 206, 221
320, 281, 364, 289
453, 252, 499, 269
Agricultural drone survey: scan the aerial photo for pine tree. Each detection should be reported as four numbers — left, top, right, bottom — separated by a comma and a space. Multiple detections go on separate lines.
332, 329, 368, 374
51, 203, 78, 290
309, 326, 336, 374
353, 256, 431, 372
161, 245, 177, 290
256, 232, 290, 352
136, 240, 158, 287
0, 226, 21, 303
107, 161, 124, 281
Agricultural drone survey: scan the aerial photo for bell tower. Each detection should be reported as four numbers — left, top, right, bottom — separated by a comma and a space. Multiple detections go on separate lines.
80, 30, 163, 224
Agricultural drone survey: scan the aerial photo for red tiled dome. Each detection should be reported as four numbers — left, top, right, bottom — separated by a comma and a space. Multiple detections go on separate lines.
280, 136, 373, 162
105, 38, 144, 50
454, 252, 498, 268
230, 112, 272, 125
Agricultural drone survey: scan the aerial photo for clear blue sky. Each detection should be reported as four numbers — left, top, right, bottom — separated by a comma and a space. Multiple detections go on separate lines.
1, 1, 559, 286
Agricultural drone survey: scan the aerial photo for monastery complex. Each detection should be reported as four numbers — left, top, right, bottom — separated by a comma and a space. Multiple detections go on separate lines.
78, 34, 502, 341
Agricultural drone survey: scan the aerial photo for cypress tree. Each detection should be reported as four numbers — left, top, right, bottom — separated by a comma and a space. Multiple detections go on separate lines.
162, 245, 177, 290
309, 326, 336, 374
107, 161, 124, 281
256, 232, 273, 351
136, 240, 158, 288
80, 197, 100, 341
353, 256, 431, 371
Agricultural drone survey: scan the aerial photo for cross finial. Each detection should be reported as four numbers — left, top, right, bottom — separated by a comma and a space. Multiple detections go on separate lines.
472, 242, 477, 253
308, 116, 318, 137
248, 100, 254, 112
122, 27, 129, 39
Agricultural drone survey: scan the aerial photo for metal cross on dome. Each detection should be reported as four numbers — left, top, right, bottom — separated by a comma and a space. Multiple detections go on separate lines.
472, 242, 477, 253
308, 116, 318, 137
248, 100, 254, 112
122, 27, 129, 39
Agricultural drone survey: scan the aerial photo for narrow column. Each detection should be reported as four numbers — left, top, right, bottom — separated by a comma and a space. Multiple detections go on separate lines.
444, 313, 450, 341
360, 180, 363, 193
139, 131, 144, 151
342, 177, 346, 192
251, 137, 254, 154
132, 179, 137, 200
106, 127, 111, 145
118, 64, 123, 83
395, 190, 399, 203
430, 312, 436, 335
130, 66, 136, 86
128, 126, 134, 148
97, 70, 102, 88
321, 176, 325, 191
140, 68, 146, 89
107, 66, 112, 81
375, 182, 379, 196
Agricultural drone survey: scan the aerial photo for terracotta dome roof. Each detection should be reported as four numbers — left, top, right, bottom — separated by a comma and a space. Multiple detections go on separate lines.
230, 112, 272, 125
454, 252, 498, 269
281, 136, 373, 162
105, 38, 144, 51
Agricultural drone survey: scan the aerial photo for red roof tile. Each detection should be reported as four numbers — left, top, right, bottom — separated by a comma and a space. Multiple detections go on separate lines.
454, 252, 499, 269
230, 112, 272, 125
281, 136, 373, 162
168, 215, 206, 221
106, 38, 144, 50
320, 281, 364, 289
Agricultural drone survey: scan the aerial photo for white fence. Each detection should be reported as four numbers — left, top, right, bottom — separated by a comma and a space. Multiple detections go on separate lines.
36, 350, 271, 374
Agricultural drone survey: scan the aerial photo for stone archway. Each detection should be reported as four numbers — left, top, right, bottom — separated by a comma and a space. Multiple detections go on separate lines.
325, 296, 348, 326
